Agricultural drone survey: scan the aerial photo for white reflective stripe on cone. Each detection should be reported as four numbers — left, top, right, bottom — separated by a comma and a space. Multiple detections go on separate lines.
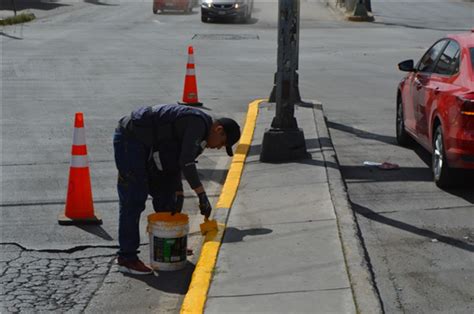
188, 55, 195, 64
71, 155, 89, 168
73, 128, 86, 146
186, 68, 195, 76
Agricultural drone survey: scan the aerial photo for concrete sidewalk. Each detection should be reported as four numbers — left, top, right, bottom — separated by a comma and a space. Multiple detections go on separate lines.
202, 102, 381, 313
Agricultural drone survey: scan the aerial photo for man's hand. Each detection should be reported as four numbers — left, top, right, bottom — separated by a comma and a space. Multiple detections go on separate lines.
197, 192, 212, 218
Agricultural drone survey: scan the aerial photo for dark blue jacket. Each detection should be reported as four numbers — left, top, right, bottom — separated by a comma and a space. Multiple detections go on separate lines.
126, 104, 212, 149
119, 104, 213, 190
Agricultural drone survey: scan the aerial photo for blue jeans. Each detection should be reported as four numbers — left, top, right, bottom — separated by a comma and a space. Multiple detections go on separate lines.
113, 127, 177, 261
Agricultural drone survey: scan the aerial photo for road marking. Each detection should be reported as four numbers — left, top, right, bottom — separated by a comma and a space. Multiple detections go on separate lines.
179, 99, 264, 314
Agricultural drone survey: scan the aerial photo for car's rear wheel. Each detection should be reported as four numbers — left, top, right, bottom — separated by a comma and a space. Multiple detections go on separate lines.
153, 7, 158, 14
432, 125, 454, 188
396, 96, 411, 146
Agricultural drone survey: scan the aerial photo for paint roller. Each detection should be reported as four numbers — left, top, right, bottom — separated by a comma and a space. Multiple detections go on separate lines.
200, 217, 218, 235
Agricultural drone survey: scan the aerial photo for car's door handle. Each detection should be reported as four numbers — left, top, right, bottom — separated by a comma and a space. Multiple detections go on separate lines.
434, 87, 440, 95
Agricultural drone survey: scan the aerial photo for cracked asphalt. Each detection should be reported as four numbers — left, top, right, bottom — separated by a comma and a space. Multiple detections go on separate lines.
1, 244, 116, 313
2, 0, 473, 312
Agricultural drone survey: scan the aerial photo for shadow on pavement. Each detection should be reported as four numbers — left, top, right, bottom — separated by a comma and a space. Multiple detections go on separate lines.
413, 144, 432, 166
0, 0, 119, 11
76, 225, 114, 241
327, 120, 397, 146
0, 32, 23, 40
445, 183, 474, 204
124, 261, 195, 294
197, 168, 228, 185
327, 120, 474, 201
341, 162, 474, 203
222, 227, 273, 243
297, 157, 338, 170
246, 138, 322, 157
352, 202, 474, 253
84, 0, 119, 6
340, 164, 433, 182
0, 0, 69, 11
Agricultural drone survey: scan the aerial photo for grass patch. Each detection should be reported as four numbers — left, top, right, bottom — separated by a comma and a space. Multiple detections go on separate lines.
0, 13, 36, 26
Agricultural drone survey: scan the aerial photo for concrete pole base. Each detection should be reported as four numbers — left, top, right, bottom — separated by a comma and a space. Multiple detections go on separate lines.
347, 2, 374, 22
347, 14, 374, 22
260, 128, 309, 163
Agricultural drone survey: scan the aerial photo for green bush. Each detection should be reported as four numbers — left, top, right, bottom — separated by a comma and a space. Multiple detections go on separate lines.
0, 13, 36, 26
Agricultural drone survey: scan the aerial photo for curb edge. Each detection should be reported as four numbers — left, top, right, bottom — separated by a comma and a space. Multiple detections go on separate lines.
312, 105, 384, 314
179, 99, 264, 314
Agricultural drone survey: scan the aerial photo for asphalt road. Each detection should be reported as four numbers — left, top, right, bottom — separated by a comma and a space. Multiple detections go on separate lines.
321, 0, 474, 313
1, 0, 473, 312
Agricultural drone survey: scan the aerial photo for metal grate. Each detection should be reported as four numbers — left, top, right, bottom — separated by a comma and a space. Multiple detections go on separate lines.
192, 34, 260, 40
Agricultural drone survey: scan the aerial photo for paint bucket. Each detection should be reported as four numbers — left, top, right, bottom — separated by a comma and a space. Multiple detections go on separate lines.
147, 212, 189, 271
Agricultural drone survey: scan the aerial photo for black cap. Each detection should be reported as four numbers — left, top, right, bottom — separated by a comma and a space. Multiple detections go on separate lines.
217, 117, 241, 156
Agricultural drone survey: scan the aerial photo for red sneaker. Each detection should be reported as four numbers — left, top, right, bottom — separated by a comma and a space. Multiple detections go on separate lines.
116, 257, 153, 275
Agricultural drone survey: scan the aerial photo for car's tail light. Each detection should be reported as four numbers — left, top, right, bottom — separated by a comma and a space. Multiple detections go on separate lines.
459, 93, 474, 116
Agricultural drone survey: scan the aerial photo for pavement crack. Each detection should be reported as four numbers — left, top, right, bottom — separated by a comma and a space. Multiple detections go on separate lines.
423, 205, 473, 211
209, 287, 351, 299
1, 242, 119, 255
82, 256, 116, 310
343, 201, 386, 312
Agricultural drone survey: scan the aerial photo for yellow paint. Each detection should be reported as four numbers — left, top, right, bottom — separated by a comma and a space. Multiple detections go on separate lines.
179, 99, 264, 314
180, 224, 224, 314
216, 100, 260, 209
200, 218, 218, 235
147, 212, 189, 224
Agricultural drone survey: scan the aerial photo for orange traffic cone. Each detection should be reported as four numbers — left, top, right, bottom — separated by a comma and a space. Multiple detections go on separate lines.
178, 46, 203, 107
58, 113, 102, 225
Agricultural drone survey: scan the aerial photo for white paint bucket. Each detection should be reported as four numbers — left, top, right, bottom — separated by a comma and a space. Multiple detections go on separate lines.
147, 212, 189, 271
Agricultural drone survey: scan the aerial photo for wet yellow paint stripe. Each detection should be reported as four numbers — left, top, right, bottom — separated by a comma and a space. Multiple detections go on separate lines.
180, 99, 264, 314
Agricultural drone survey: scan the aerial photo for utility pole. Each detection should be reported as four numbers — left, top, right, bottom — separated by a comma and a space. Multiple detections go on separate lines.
11, 0, 17, 16
260, 0, 308, 162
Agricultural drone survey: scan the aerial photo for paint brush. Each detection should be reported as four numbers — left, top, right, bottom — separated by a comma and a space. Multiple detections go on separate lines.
200, 217, 218, 235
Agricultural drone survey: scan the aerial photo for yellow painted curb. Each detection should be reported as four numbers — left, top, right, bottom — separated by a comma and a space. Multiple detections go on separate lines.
180, 99, 265, 314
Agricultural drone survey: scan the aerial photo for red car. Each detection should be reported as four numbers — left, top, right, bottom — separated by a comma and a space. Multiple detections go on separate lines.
153, 0, 193, 14
396, 31, 474, 188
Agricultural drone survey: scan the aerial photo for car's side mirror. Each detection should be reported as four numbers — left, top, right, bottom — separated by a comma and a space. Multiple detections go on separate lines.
398, 60, 415, 72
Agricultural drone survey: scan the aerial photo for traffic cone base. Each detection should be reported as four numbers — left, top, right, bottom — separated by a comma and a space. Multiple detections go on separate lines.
178, 100, 203, 107
58, 214, 102, 225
